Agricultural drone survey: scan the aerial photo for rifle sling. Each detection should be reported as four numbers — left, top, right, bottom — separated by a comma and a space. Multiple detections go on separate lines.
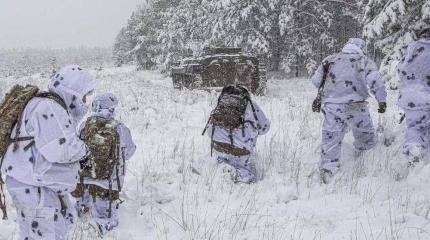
318, 61, 331, 94
315, 61, 332, 101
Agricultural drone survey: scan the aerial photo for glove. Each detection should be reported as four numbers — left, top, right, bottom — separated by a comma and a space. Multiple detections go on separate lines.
79, 157, 92, 170
378, 102, 387, 113
79, 149, 94, 170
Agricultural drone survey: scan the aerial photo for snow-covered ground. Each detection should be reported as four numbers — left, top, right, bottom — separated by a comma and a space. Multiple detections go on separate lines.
1, 67, 430, 240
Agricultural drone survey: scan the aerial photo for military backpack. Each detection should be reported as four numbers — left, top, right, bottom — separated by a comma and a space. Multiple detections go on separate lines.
75, 116, 121, 218
79, 116, 120, 180
203, 85, 259, 156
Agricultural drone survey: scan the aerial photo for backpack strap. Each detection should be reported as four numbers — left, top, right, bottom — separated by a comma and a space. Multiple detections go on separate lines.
58, 195, 68, 217
0, 177, 7, 220
12, 113, 34, 152
116, 163, 121, 192
10, 136, 34, 142
203, 93, 223, 136
229, 129, 234, 145
113, 151, 122, 218
201, 115, 212, 136
36, 92, 67, 110
317, 61, 332, 95
106, 119, 121, 216
114, 126, 122, 193
121, 146, 126, 176
107, 180, 113, 218
210, 125, 215, 156
247, 99, 260, 129
12, 92, 67, 152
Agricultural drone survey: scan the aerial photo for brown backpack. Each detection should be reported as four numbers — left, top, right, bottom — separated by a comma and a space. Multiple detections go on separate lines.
0, 84, 66, 220
202, 85, 260, 156
77, 117, 121, 218
210, 85, 250, 130
79, 116, 120, 180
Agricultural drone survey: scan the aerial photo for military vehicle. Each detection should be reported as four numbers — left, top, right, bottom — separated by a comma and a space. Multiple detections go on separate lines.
171, 47, 267, 95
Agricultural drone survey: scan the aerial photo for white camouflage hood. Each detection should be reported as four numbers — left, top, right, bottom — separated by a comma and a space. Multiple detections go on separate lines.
48, 65, 99, 122
91, 93, 119, 119
342, 38, 367, 56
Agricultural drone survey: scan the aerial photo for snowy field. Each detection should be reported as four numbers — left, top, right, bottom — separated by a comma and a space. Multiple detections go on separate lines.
1, 67, 430, 240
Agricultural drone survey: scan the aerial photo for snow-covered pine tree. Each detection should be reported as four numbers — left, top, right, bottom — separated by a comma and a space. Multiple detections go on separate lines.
362, 0, 430, 88
127, 0, 199, 70
131, 4, 162, 70
113, 28, 133, 67
281, 0, 360, 76
155, 0, 212, 68
112, 9, 147, 67
208, 0, 285, 71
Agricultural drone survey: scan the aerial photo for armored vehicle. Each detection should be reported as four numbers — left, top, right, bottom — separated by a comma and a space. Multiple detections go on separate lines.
171, 48, 267, 95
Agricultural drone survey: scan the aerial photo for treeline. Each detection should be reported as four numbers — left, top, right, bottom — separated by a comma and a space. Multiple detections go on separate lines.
113, 0, 429, 82
113, 0, 361, 76
0, 47, 112, 78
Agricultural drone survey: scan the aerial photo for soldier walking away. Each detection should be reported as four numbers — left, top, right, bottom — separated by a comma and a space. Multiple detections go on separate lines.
203, 85, 270, 184
311, 38, 387, 184
396, 26, 430, 171
72, 93, 136, 236
0, 65, 99, 240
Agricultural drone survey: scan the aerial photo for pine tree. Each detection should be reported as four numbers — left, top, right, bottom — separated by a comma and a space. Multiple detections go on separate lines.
113, 28, 133, 67
282, 0, 361, 75
112, 9, 146, 67
208, 0, 274, 65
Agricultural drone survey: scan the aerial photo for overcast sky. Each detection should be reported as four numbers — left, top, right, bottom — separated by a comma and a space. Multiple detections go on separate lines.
0, 0, 143, 49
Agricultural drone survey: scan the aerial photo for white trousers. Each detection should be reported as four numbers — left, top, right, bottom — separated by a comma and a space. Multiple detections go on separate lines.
320, 103, 377, 173
75, 189, 119, 235
215, 151, 255, 183
6, 177, 74, 240
403, 109, 430, 156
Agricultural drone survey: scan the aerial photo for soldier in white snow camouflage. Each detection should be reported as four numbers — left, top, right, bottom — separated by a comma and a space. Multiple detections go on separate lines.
397, 27, 430, 163
74, 93, 136, 235
311, 38, 387, 182
204, 86, 270, 184
1, 65, 98, 240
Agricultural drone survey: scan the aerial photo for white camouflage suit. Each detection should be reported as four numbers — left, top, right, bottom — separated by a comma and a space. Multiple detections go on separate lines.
75, 93, 136, 234
397, 36, 430, 159
311, 38, 387, 174
206, 100, 270, 183
1, 65, 98, 240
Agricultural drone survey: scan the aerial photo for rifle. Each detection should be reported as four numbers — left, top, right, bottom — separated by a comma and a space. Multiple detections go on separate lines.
312, 61, 331, 113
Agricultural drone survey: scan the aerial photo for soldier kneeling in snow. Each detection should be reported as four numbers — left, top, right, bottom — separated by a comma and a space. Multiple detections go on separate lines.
73, 93, 136, 235
397, 27, 430, 166
311, 38, 387, 183
203, 85, 270, 184
0, 65, 98, 240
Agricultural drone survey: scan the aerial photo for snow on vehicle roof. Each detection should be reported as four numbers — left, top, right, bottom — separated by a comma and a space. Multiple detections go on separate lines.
201, 53, 255, 59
